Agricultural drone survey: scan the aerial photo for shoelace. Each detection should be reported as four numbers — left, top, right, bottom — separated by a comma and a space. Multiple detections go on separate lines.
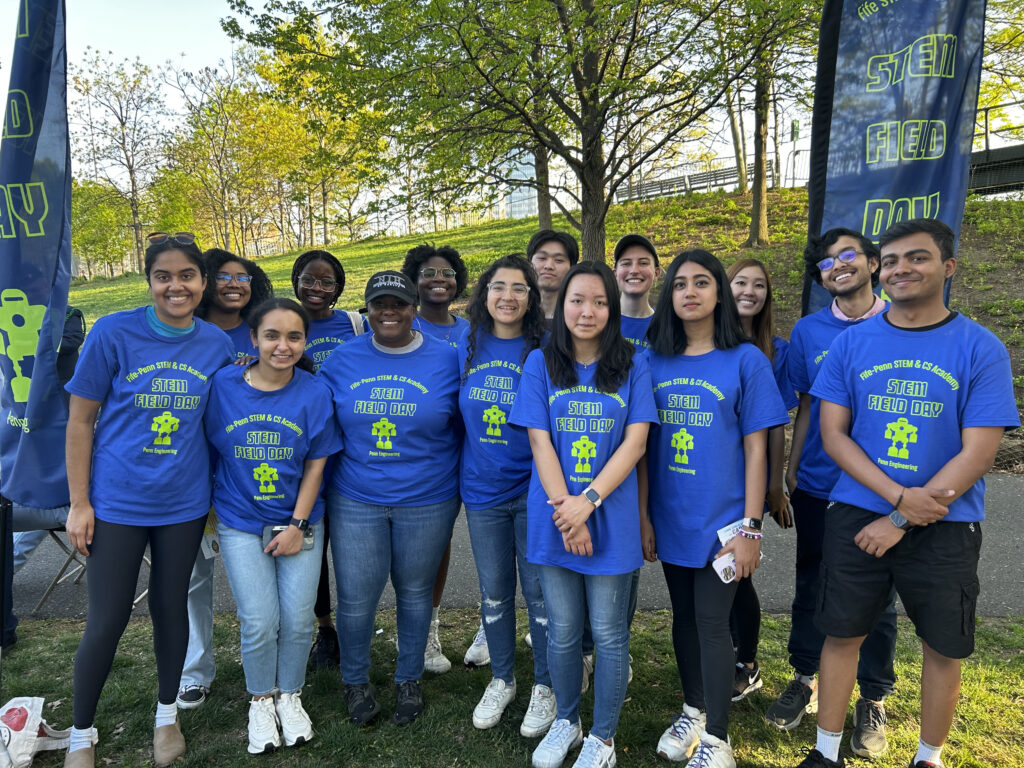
669, 713, 699, 739
861, 700, 886, 729
278, 694, 307, 723
472, 626, 487, 646
574, 738, 606, 768
688, 742, 716, 768
525, 688, 551, 715
778, 679, 809, 707
251, 699, 278, 730
546, 720, 577, 747
480, 682, 509, 707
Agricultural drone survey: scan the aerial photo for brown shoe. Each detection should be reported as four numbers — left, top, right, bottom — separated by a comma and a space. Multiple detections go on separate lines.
63, 747, 95, 768
153, 720, 186, 766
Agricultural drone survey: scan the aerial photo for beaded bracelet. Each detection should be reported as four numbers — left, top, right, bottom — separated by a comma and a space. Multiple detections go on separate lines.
738, 529, 762, 541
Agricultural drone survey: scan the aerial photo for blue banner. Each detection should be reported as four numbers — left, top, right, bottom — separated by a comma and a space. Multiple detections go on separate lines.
0, 0, 72, 508
805, 0, 986, 312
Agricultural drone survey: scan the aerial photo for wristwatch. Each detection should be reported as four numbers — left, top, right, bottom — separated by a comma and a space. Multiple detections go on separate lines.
583, 487, 602, 508
888, 510, 911, 531
289, 517, 310, 532
741, 517, 763, 531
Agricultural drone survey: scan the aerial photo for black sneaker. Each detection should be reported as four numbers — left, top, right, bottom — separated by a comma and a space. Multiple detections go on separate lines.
393, 680, 424, 725
175, 684, 209, 709
850, 697, 888, 758
309, 624, 340, 670
344, 683, 381, 726
795, 748, 845, 767
909, 761, 943, 767
731, 661, 763, 702
765, 677, 818, 731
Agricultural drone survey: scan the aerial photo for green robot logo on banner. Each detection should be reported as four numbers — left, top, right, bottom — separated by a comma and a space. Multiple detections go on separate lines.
0, 288, 46, 403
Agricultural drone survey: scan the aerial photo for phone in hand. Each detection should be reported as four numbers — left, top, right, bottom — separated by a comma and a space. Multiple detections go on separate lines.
261, 524, 315, 551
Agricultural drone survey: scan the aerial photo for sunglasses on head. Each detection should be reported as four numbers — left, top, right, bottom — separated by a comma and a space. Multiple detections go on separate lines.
816, 248, 861, 273
147, 232, 197, 247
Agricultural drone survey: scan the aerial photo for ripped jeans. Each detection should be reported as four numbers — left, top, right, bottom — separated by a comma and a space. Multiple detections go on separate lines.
465, 492, 549, 686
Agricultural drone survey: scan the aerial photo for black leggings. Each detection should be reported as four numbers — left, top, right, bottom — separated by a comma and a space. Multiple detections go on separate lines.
662, 561, 738, 741
729, 575, 760, 664
73, 515, 206, 728
314, 513, 332, 619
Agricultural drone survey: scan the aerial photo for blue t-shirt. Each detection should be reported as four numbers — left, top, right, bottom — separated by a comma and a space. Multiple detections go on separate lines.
771, 336, 799, 411
621, 315, 652, 350
224, 321, 256, 358
811, 313, 1019, 522
458, 331, 536, 509
318, 333, 461, 505
414, 315, 470, 348
787, 305, 884, 498
646, 344, 790, 566
509, 350, 658, 575
204, 366, 343, 535
306, 310, 368, 371
65, 307, 233, 525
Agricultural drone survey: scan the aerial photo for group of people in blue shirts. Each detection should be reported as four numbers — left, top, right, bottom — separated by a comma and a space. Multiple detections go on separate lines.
55, 217, 1017, 768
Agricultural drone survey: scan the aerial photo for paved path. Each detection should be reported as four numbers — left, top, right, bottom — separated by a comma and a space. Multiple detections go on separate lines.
11, 474, 1023, 621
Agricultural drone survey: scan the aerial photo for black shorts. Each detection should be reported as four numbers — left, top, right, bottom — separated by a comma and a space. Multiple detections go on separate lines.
815, 502, 982, 659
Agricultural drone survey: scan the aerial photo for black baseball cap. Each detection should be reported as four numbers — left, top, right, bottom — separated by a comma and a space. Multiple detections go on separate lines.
364, 270, 419, 306
613, 234, 659, 265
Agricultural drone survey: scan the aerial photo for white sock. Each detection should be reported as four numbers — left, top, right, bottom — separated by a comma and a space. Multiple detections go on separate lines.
431, 606, 440, 622
815, 726, 843, 762
914, 738, 943, 765
68, 726, 94, 753
155, 701, 177, 728
796, 672, 816, 686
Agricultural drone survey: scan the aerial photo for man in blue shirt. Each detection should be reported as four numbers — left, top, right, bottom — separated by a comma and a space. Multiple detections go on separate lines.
613, 234, 660, 350
527, 230, 579, 320
770, 229, 897, 757
796, 218, 1019, 768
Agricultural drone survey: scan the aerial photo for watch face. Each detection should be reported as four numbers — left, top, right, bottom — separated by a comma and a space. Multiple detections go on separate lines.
584, 489, 599, 504
745, 517, 763, 530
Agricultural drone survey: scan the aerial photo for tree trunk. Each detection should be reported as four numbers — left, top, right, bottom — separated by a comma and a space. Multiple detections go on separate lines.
743, 65, 770, 247
534, 145, 553, 230
726, 86, 747, 194
579, 147, 606, 261
129, 199, 143, 273
771, 81, 781, 190
321, 178, 329, 245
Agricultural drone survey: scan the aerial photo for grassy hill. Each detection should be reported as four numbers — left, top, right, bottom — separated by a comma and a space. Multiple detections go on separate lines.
69, 188, 1024, 468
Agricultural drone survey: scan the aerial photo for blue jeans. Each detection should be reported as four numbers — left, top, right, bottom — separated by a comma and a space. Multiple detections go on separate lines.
466, 492, 549, 686
789, 488, 897, 700
12, 504, 69, 573
218, 521, 323, 695
328, 492, 460, 685
179, 551, 216, 689
538, 565, 632, 741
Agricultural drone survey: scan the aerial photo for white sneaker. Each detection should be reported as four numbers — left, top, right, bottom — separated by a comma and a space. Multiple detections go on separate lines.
464, 623, 491, 666
473, 677, 517, 729
687, 731, 735, 768
580, 653, 595, 694
532, 718, 583, 768
572, 734, 617, 768
424, 618, 452, 674
247, 696, 281, 755
525, 630, 534, 649
656, 704, 705, 761
275, 691, 313, 747
520, 683, 557, 737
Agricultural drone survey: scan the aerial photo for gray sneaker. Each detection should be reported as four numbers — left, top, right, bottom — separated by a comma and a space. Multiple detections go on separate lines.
765, 677, 817, 731
850, 698, 888, 758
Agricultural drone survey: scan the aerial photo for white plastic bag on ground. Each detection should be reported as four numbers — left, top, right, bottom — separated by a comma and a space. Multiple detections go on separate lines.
0, 698, 71, 768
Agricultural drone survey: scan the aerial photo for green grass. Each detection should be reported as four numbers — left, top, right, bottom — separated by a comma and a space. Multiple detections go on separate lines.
4, 609, 1022, 767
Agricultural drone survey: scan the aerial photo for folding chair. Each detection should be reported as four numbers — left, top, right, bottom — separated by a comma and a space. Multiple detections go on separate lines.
31, 528, 151, 614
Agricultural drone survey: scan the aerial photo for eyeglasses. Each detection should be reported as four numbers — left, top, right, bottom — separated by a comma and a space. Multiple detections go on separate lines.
816, 248, 861, 273
487, 281, 529, 297
298, 275, 338, 291
420, 267, 456, 279
215, 273, 253, 284
147, 231, 196, 246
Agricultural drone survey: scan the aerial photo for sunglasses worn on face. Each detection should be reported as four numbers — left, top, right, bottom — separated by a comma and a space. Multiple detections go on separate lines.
147, 231, 197, 246
817, 248, 861, 273
215, 273, 253, 284
420, 267, 456, 279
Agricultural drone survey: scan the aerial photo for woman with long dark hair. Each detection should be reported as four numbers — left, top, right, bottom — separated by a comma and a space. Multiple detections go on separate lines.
724, 258, 799, 703
63, 233, 233, 767
177, 248, 273, 711
458, 255, 554, 735
510, 261, 657, 768
645, 250, 789, 767
204, 298, 341, 755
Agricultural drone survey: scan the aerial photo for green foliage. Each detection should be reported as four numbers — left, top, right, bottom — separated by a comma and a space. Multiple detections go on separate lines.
70, 179, 135, 278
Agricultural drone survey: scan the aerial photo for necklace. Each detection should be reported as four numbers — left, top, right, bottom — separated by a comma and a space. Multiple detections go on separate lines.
577, 356, 599, 368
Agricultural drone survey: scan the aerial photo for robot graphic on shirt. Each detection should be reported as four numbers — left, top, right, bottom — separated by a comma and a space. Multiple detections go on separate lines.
571, 435, 597, 473
151, 411, 179, 445
671, 427, 694, 465
884, 416, 917, 459
372, 417, 396, 449
253, 462, 278, 493
482, 405, 507, 437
